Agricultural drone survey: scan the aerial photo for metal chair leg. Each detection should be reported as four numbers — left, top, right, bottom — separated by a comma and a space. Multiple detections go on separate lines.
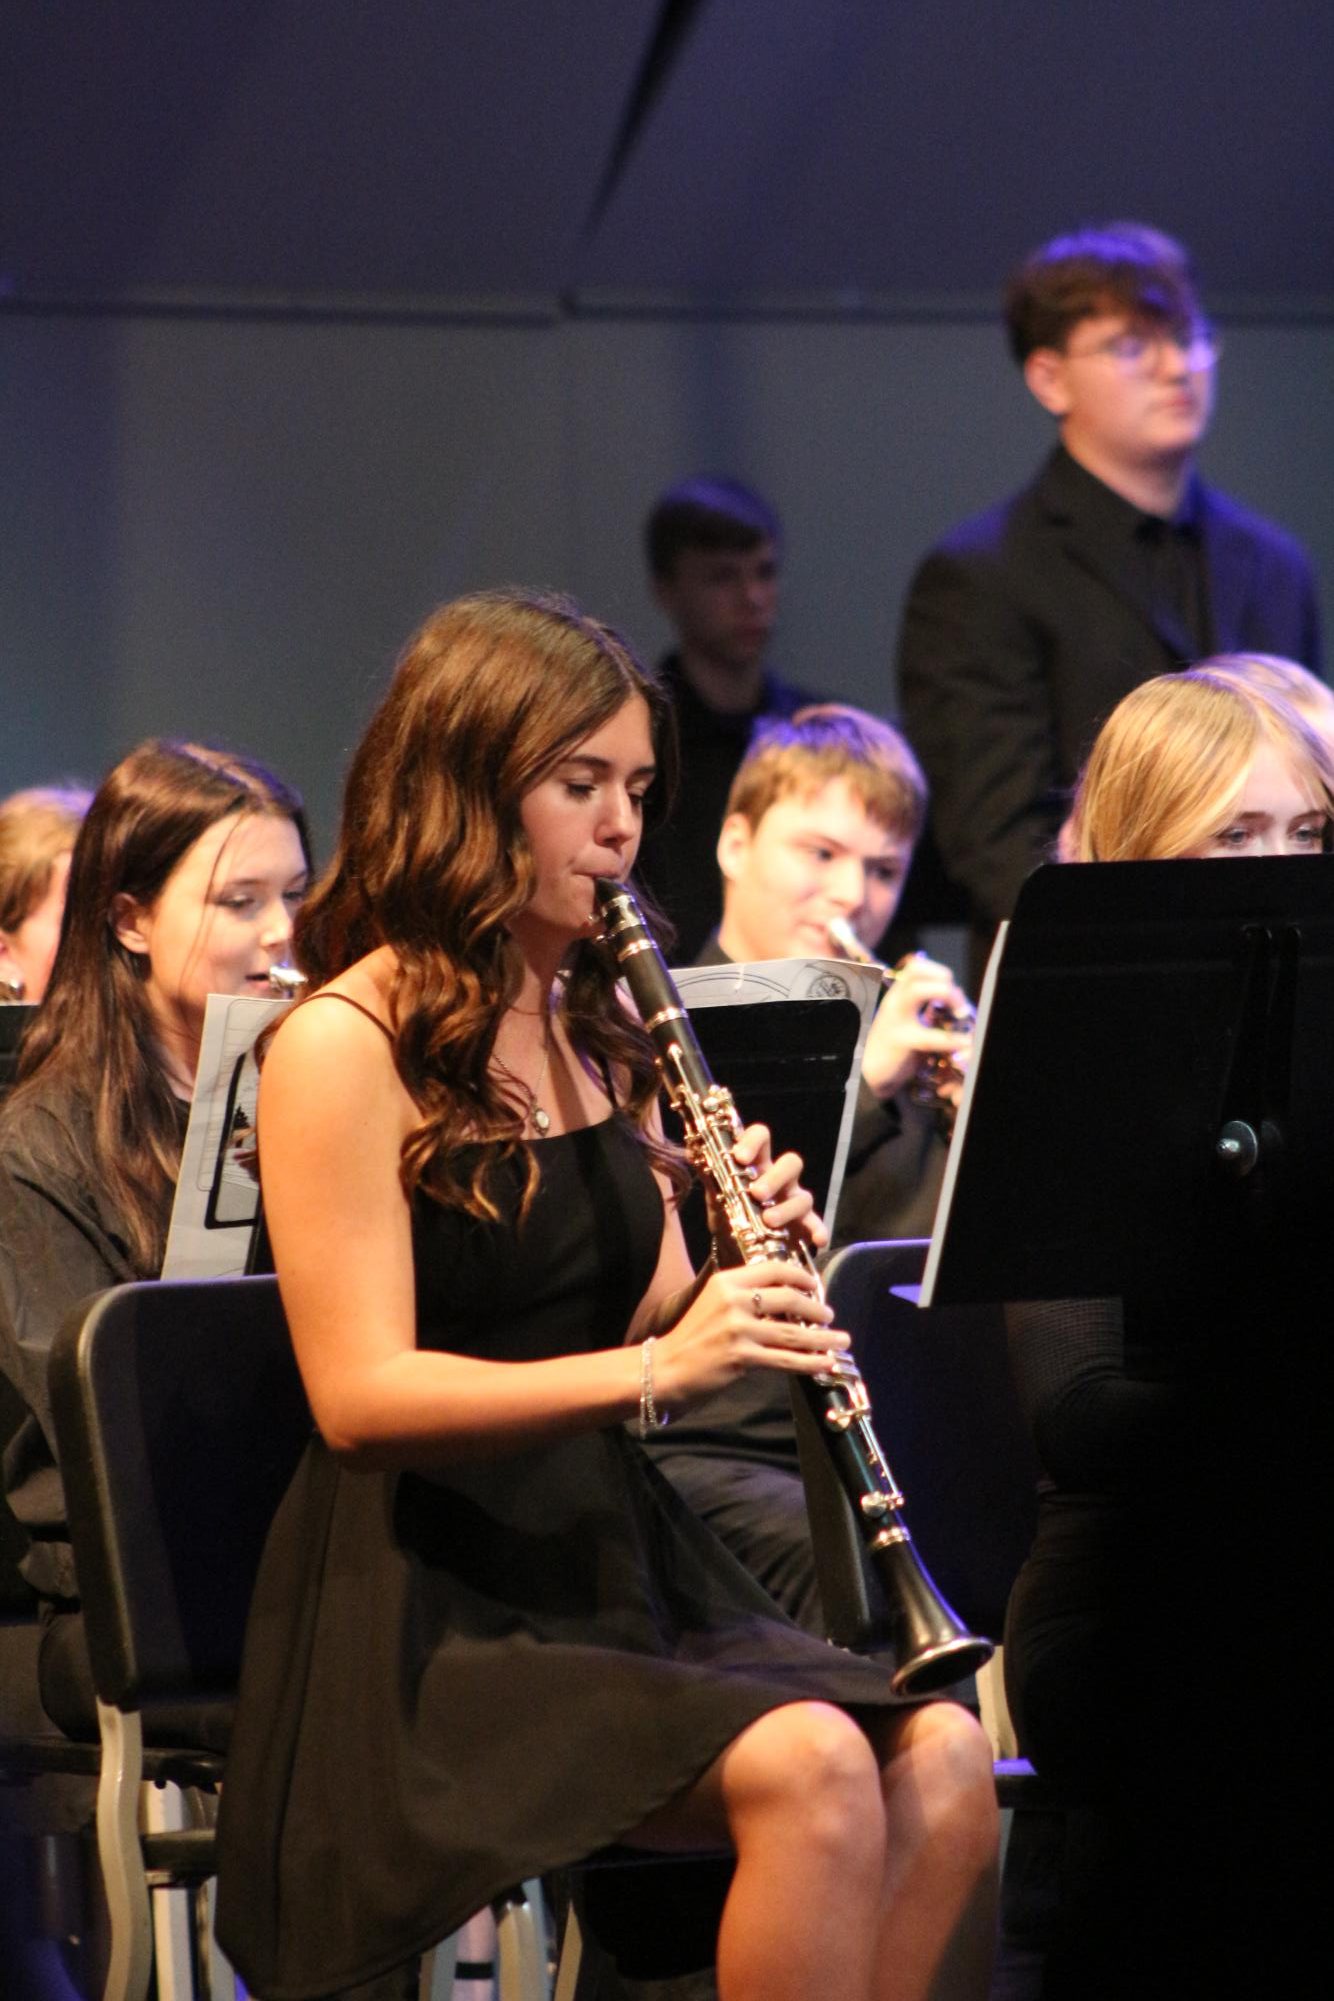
552, 1894, 614, 2001
95, 1701, 152, 2001
551, 1899, 584, 2001
144, 1781, 195, 2001
493, 1880, 549, 2001
419, 1932, 459, 2000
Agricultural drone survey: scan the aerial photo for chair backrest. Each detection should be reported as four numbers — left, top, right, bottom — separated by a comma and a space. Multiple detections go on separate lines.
821, 1240, 1040, 1642
48, 1275, 311, 1710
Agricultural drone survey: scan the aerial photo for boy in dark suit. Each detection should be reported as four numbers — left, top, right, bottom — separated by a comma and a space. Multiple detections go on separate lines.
897, 222, 1323, 980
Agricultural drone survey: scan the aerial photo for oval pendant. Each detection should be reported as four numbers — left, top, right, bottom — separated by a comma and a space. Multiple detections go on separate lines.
531, 1105, 551, 1136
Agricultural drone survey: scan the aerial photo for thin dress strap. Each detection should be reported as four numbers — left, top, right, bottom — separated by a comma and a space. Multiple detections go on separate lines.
303, 990, 394, 1040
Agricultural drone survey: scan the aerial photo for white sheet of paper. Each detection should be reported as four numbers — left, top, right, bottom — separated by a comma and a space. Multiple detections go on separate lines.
919, 921, 1010, 1307
162, 992, 291, 1281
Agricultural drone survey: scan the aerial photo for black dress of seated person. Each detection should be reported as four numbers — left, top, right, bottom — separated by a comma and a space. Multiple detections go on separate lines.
0, 1078, 211, 1748
1004, 1284, 1324, 1994
643, 932, 948, 1637
213, 1055, 911, 2001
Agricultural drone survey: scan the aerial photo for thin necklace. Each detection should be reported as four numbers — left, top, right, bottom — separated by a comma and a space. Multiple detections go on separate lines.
528, 1013, 554, 1136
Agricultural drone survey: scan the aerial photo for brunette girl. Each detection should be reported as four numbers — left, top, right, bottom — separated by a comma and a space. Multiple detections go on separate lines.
0, 740, 308, 1734
215, 591, 998, 2001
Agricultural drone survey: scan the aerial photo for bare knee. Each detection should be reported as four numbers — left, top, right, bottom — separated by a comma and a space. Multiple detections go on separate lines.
882, 1703, 999, 1869
724, 1702, 887, 1873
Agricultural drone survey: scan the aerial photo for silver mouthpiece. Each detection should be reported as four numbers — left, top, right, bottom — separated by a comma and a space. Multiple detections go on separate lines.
266, 964, 308, 998
827, 917, 879, 968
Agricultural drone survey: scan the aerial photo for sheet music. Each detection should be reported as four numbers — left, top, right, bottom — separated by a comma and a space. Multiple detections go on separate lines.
162, 992, 290, 1280
920, 921, 1010, 1308
673, 956, 883, 1236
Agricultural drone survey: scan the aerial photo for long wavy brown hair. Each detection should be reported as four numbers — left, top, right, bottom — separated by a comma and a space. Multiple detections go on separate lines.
5, 741, 309, 1272
295, 588, 686, 1221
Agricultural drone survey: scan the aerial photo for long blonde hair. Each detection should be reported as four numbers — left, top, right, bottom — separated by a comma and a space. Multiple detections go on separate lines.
1067, 667, 1334, 863
1194, 653, 1334, 748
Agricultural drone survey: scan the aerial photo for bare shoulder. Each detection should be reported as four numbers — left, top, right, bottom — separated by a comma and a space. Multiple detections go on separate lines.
257, 965, 416, 1275
261, 955, 405, 1138
266, 994, 383, 1077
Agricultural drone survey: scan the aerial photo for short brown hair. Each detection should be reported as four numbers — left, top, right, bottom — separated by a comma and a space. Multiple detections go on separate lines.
726, 704, 927, 845
1005, 222, 1204, 364
645, 478, 781, 581
0, 785, 91, 933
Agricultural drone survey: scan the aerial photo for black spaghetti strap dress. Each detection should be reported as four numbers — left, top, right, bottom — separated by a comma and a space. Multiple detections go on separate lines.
215, 1108, 910, 1999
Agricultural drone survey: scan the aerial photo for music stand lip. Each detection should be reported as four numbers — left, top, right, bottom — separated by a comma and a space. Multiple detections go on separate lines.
923, 857, 1334, 1307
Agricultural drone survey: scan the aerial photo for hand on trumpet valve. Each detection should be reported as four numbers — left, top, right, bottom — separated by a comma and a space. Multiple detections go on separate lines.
858, 952, 973, 1107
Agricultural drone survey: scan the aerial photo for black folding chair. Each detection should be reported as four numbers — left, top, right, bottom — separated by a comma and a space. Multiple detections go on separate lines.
48, 1275, 553, 2001
1, 1369, 111, 1996
46, 1276, 311, 2001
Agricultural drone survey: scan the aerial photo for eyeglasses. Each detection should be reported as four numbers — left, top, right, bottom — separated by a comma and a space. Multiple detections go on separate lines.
1066, 325, 1222, 373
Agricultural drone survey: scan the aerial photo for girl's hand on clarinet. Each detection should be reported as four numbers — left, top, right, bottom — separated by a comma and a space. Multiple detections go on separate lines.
653, 1256, 850, 1406
705, 1122, 829, 1255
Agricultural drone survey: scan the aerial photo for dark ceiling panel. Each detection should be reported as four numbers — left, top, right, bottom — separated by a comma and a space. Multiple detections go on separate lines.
4, 1, 662, 301
575, 0, 1334, 307
5, 1, 1330, 309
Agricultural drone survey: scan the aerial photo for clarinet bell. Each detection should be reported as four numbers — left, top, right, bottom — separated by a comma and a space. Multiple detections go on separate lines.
874, 1535, 994, 1696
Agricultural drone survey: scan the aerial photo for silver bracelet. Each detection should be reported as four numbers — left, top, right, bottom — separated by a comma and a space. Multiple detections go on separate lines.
638, 1336, 669, 1439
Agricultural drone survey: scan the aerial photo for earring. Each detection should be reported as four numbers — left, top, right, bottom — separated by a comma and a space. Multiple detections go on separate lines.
0, 973, 26, 1002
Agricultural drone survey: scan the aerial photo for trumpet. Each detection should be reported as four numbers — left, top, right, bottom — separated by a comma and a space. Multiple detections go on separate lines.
266, 964, 308, 998
596, 878, 991, 1695
826, 918, 973, 1121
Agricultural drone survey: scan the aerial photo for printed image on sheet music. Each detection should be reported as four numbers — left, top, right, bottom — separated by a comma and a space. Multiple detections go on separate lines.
162, 993, 291, 1280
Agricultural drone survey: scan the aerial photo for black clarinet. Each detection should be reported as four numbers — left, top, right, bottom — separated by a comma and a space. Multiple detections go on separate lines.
596, 880, 992, 1696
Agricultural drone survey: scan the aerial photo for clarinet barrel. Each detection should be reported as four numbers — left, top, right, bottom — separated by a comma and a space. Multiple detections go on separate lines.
595, 878, 992, 1696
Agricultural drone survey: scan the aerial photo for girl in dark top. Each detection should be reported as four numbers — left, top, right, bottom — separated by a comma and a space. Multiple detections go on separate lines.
214, 590, 998, 2001
1004, 663, 1334, 1992
0, 739, 309, 1734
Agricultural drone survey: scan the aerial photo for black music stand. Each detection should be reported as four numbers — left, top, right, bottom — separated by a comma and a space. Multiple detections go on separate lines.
922, 857, 1334, 1307
672, 994, 866, 1269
